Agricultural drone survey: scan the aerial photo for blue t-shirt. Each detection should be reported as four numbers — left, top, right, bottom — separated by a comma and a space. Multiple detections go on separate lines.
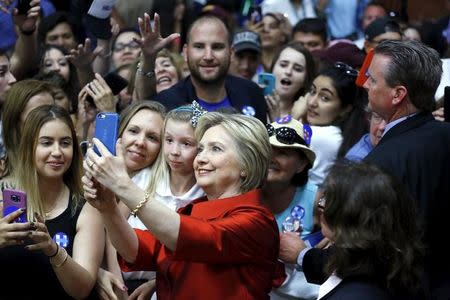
197, 97, 232, 112
275, 182, 318, 238
345, 133, 373, 161
0, 0, 55, 51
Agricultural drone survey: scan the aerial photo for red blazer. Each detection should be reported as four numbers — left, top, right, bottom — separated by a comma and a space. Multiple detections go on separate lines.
119, 189, 286, 299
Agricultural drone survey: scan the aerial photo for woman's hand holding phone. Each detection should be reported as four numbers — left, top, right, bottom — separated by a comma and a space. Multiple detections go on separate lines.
24, 213, 58, 257
0, 209, 30, 248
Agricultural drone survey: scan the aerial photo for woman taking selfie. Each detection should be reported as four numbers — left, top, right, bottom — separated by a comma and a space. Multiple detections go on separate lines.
83, 112, 285, 299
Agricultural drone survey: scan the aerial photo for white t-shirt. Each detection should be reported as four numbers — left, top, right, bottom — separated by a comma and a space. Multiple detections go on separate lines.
308, 125, 343, 186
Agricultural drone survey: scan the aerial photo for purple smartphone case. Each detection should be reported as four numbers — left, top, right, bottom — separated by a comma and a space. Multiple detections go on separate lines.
2, 189, 27, 223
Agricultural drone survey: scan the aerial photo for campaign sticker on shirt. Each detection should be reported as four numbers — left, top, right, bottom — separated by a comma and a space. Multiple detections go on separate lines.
276, 115, 292, 124
53, 232, 69, 248
303, 124, 312, 146
241, 105, 256, 116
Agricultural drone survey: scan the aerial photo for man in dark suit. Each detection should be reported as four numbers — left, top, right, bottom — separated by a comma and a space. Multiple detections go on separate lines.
363, 40, 450, 299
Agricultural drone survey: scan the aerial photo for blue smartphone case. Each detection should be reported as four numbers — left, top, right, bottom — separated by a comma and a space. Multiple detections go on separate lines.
94, 112, 119, 156
258, 73, 276, 96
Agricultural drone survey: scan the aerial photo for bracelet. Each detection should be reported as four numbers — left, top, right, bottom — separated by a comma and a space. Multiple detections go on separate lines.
47, 243, 59, 258
131, 192, 150, 217
50, 246, 69, 268
136, 62, 155, 78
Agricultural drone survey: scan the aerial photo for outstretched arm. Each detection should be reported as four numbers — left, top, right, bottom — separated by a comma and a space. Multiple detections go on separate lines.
134, 12, 180, 101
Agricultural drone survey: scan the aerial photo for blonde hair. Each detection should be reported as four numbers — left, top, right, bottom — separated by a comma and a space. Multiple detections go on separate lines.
146, 107, 195, 197
13, 105, 84, 221
195, 113, 271, 193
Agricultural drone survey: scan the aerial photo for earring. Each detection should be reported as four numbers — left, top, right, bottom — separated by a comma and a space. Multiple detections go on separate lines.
240, 171, 246, 178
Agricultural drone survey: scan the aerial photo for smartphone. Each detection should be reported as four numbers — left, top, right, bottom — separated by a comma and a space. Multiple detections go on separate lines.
86, 72, 129, 107
94, 112, 119, 156
444, 86, 450, 123
302, 230, 324, 248
258, 73, 276, 96
249, 4, 262, 23
2, 189, 27, 223
16, 0, 31, 15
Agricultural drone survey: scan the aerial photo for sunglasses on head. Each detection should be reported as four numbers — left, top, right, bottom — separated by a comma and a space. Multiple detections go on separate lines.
334, 62, 359, 78
266, 123, 307, 146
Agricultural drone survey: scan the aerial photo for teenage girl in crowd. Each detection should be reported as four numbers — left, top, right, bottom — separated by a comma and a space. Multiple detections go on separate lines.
0, 105, 104, 299
1, 79, 54, 178
266, 41, 316, 122
295, 63, 367, 185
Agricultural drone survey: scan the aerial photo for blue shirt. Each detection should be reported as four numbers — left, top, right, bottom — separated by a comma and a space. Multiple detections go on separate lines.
197, 97, 231, 112
0, 0, 55, 51
275, 182, 317, 238
345, 133, 373, 161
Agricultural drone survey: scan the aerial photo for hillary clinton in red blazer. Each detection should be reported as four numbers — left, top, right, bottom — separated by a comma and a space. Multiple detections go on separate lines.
83, 112, 286, 299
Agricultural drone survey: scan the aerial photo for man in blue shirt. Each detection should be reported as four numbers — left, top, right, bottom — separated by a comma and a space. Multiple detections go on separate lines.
154, 15, 267, 122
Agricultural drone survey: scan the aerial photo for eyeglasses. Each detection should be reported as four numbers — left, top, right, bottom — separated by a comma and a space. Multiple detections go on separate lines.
317, 195, 326, 211
369, 112, 384, 124
113, 41, 140, 52
334, 62, 358, 78
266, 123, 307, 146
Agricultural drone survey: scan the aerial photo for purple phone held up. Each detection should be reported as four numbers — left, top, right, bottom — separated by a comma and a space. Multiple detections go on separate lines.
2, 189, 27, 223
94, 112, 119, 156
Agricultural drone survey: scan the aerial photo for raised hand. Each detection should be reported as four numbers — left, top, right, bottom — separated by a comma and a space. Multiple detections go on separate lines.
68, 38, 103, 69
136, 12, 180, 59
85, 73, 116, 112
13, 0, 40, 33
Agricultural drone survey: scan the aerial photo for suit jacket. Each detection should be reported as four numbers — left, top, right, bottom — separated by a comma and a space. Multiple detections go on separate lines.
154, 75, 268, 123
319, 277, 393, 300
365, 112, 450, 299
118, 189, 286, 300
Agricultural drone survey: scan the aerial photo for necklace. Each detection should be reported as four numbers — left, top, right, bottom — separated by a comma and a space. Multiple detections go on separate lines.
45, 186, 67, 218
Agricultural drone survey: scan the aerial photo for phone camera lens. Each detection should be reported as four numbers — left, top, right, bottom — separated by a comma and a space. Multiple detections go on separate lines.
11, 195, 20, 202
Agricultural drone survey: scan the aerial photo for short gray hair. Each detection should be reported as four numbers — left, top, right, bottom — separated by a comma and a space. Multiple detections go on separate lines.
374, 40, 442, 112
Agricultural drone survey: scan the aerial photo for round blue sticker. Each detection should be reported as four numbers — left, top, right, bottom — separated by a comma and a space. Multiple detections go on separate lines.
53, 232, 70, 248
241, 105, 256, 116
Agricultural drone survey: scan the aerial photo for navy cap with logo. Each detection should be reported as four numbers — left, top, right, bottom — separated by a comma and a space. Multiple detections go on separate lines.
365, 17, 401, 41
232, 30, 261, 54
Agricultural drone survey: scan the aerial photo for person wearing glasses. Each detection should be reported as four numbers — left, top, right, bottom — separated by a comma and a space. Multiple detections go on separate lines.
293, 162, 425, 299
112, 28, 142, 70
298, 62, 367, 185
344, 108, 386, 161
263, 116, 322, 300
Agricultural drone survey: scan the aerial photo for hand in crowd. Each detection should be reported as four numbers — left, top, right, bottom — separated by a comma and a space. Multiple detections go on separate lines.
136, 12, 180, 59
12, 0, 40, 33
83, 139, 129, 204
279, 231, 307, 264
266, 91, 281, 122
291, 95, 308, 121
85, 73, 116, 112
247, 19, 264, 36
24, 213, 58, 257
432, 107, 444, 122
128, 280, 156, 300
68, 38, 104, 70
0, 209, 30, 248
76, 88, 97, 141
96, 268, 128, 300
